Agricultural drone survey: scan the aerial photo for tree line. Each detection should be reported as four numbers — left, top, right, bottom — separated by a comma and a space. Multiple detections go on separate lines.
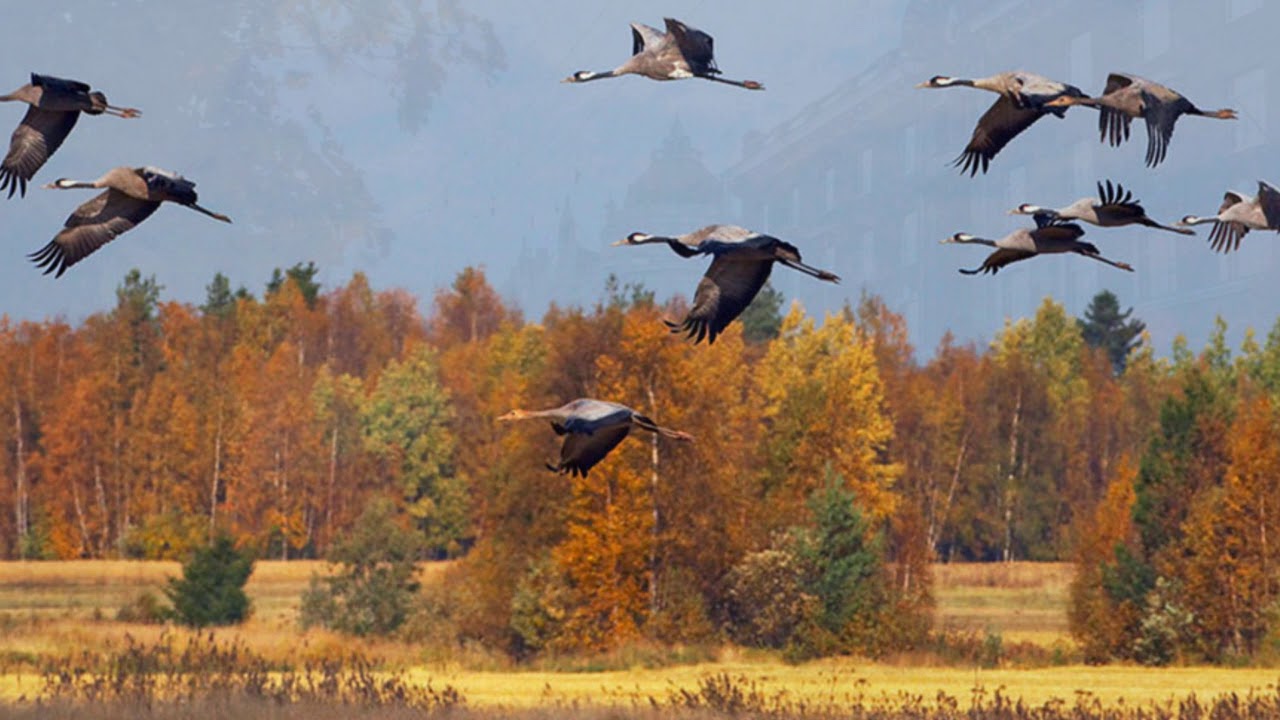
0, 265, 1274, 661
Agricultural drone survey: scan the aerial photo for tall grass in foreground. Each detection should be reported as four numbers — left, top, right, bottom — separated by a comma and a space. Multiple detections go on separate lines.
5, 634, 1280, 719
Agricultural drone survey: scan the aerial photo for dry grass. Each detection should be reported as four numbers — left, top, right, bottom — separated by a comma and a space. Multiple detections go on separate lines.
932, 562, 1073, 646
3, 560, 1278, 715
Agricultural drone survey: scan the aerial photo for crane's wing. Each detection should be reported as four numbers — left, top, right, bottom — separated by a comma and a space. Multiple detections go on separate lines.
1095, 180, 1147, 221
29, 189, 161, 277
953, 95, 1045, 177
551, 421, 632, 477
631, 23, 665, 55
0, 107, 79, 198
1256, 181, 1280, 229
1097, 74, 1136, 147
959, 248, 1037, 275
1140, 91, 1183, 167
665, 255, 773, 344
31, 74, 91, 93
1103, 73, 1134, 94
1032, 222, 1087, 244
664, 17, 717, 74
1207, 220, 1249, 253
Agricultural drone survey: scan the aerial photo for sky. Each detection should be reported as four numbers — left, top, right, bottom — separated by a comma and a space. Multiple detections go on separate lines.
0, 1, 1272, 357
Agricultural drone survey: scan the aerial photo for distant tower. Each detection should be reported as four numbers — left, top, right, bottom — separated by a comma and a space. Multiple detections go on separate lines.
600, 119, 724, 277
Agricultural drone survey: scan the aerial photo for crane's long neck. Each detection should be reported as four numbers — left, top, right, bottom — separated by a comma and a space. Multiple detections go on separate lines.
945, 237, 997, 247
573, 69, 618, 83
1179, 215, 1219, 226
48, 178, 103, 190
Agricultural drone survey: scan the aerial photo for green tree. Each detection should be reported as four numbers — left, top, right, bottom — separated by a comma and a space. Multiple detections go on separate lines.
794, 472, 887, 651
266, 261, 321, 309
361, 345, 467, 557
739, 281, 784, 344
165, 535, 254, 627
1079, 290, 1145, 374
300, 498, 424, 636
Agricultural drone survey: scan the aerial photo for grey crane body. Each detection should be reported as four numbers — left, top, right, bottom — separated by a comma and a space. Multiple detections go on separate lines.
942, 220, 1134, 275
497, 399, 693, 477
1047, 73, 1236, 167
1011, 180, 1194, 235
30, 166, 231, 278
613, 225, 839, 344
0, 73, 140, 198
916, 70, 1084, 176
1179, 181, 1280, 253
564, 18, 763, 90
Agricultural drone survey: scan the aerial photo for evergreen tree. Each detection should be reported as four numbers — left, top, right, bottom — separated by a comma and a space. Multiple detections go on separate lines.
165, 535, 254, 627
300, 498, 425, 636
266, 261, 322, 308
1079, 290, 1145, 374
202, 272, 236, 318
740, 281, 784, 343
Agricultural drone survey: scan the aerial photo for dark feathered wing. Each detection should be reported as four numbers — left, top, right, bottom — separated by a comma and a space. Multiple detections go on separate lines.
960, 248, 1037, 275
1, 107, 79, 198
551, 422, 632, 477
664, 17, 717, 75
666, 255, 773, 344
29, 189, 161, 277
1256, 181, 1280, 229
1096, 180, 1146, 222
1207, 191, 1249, 253
954, 95, 1045, 176
1098, 74, 1135, 147
1141, 92, 1183, 167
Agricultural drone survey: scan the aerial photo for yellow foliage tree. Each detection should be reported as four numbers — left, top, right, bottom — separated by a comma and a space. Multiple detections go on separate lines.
755, 303, 898, 528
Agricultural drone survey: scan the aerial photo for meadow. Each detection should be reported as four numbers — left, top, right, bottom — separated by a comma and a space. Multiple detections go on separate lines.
0, 559, 1277, 718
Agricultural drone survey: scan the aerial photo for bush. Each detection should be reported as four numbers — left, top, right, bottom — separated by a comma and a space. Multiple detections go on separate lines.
164, 535, 254, 627
300, 498, 424, 636
116, 591, 167, 624
723, 543, 816, 649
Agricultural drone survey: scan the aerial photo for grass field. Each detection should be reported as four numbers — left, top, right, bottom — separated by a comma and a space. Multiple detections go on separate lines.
0, 560, 1276, 713
932, 561, 1073, 647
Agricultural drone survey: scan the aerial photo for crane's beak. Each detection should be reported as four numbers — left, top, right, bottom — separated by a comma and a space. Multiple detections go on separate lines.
610, 238, 630, 247
913, 81, 930, 89
496, 410, 523, 422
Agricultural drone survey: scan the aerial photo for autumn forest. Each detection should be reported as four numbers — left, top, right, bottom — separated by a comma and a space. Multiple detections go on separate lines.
0, 264, 1277, 664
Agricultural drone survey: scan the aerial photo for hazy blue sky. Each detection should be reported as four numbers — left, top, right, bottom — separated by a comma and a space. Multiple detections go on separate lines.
0, 2, 1273, 357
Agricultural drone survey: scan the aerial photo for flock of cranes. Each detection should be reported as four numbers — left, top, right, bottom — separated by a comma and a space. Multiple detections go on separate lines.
1, 17, 1275, 478
1, 73, 230, 278
922, 69, 1277, 275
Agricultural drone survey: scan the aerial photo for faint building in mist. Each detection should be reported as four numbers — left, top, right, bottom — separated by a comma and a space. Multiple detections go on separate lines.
725, 0, 1279, 354
598, 120, 726, 292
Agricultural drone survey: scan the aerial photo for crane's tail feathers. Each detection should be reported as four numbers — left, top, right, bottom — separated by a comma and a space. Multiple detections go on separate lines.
191, 203, 233, 223
633, 414, 694, 442
780, 259, 840, 283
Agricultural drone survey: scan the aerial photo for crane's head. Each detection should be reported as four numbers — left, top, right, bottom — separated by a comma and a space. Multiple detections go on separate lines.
496, 409, 531, 422
915, 75, 965, 89
1009, 204, 1044, 216
612, 232, 653, 247
941, 232, 976, 244
1045, 95, 1090, 108
562, 70, 596, 83
43, 178, 87, 189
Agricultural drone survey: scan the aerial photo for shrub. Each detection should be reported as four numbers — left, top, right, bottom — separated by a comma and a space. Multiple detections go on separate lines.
723, 543, 816, 648
115, 591, 167, 624
165, 534, 254, 627
300, 498, 424, 636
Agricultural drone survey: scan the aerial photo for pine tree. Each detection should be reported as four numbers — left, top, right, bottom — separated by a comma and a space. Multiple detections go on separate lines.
1079, 290, 1145, 374
739, 281, 784, 343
